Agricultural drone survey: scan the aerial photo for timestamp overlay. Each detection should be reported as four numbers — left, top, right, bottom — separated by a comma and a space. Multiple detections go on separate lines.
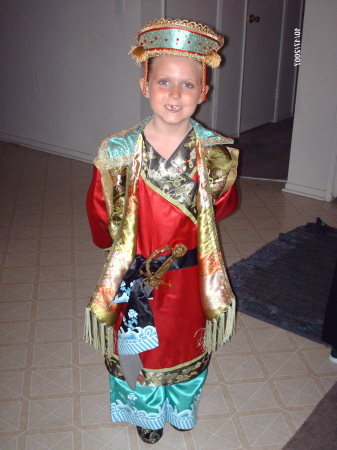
294, 28, 301, 66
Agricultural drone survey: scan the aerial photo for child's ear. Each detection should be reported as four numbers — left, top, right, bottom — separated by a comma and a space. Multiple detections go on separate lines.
198, 85, 209, 104
139, 78, 149, 97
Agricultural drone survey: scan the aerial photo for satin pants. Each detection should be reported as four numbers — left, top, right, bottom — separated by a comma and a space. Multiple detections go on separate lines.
110, 369, 208, 430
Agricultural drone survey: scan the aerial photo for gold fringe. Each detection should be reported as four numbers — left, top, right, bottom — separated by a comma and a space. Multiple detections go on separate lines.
84, 307, 93, 345
100, 322, 106, 355
204, 299, 236, 354
84, 308, 115, 357
107, 327, 115, 359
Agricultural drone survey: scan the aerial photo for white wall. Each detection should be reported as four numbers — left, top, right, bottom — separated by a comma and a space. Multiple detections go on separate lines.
0, 0, 141, 162
275, 0, 303, 121
284, 0, 337, 201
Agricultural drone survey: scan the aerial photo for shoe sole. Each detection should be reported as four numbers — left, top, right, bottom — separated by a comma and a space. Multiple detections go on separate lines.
329, 354, 337, 364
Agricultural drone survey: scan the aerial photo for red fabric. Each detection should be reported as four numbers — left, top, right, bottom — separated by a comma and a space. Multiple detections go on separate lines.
214, 183, 238, 221
135, 177, 205, 369
86, 167, 112, 249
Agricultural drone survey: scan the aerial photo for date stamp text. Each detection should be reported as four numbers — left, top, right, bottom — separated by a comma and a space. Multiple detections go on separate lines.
294, 28, 301, 66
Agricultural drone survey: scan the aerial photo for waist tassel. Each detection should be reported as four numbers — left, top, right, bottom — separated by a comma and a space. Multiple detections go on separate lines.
204, 298, 236, 354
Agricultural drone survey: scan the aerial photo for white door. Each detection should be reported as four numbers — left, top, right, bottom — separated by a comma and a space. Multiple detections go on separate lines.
240, 0, 285, 132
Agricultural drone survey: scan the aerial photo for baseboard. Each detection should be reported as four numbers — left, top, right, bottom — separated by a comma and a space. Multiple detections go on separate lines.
283, 181, 327, 201
0, 133, 93, 164
272, 112, 293, 122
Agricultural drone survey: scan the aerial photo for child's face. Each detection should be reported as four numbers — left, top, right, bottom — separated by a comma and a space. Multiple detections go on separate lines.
140, 55, 208, 129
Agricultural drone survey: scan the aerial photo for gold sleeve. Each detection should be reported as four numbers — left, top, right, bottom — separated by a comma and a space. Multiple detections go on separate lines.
100, 165, 128, 241
204, 144, 239, 202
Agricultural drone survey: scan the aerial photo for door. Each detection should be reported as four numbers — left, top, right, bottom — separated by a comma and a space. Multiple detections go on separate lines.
240, 0, 285, 132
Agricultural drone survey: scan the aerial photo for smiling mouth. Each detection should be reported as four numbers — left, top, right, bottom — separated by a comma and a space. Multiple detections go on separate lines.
165, 105, 182, 111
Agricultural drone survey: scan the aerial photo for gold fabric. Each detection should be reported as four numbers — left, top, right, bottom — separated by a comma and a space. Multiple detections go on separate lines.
85, 120, 238, 353
105, 352, 210, 387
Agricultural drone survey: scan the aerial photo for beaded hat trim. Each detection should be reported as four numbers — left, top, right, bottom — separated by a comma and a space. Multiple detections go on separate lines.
130, 18, 224, 69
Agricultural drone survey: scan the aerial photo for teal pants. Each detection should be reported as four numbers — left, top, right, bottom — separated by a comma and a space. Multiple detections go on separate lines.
110, 369, 207, 430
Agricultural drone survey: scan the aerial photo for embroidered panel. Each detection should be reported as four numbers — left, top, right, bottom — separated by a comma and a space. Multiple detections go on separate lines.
105, 351, 210, 387
141, 129, 198, 220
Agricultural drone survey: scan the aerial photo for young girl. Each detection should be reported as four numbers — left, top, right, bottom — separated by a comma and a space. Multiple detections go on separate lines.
85, 18, 239, 445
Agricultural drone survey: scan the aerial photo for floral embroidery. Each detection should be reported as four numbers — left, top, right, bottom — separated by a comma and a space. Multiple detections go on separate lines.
105, 352, 210, 387
123, 309, 138, 330
141, 130, 198, 218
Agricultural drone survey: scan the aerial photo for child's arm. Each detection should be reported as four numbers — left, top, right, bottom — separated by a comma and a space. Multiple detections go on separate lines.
86, 166, 113, 249
205, 145, 239, 221
214, 183, 238, 221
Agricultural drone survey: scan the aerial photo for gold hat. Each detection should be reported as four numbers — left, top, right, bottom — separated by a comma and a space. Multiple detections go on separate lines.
130, 18, 224, 68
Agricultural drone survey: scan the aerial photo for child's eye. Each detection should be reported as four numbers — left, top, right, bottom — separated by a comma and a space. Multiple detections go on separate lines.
159, 80, 169, 85
183, 82, 194, 89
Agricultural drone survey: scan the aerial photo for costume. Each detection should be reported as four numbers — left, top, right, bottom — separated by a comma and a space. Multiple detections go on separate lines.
85, 118, 238, 428
84, 18, 239, 436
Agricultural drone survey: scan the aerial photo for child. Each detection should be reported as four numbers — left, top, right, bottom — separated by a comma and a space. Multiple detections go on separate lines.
85, 18, 239, 445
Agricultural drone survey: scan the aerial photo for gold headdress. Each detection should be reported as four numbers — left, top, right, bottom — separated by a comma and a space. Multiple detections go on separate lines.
130, 18, 224, 101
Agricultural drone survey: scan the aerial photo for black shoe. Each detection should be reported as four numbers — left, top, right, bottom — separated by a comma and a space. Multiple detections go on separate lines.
136, 426, 163, 444
171, 424, 192, 432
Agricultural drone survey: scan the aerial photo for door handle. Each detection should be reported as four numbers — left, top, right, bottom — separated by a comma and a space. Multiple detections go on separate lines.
248, 14, 260, 23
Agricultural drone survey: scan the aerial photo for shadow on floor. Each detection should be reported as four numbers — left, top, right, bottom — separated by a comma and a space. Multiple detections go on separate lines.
234, 117, 293, 181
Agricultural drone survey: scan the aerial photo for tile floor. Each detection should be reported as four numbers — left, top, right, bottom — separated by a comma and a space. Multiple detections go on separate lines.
1, 141, 337, 450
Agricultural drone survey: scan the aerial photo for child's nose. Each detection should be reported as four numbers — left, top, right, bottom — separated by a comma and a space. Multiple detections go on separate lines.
169, 85, 181, 99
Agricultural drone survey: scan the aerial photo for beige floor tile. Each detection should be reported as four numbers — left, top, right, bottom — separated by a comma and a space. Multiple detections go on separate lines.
25, 431, 74, 450
240, 412, 291, 448
40, 251, 71, 266
0, 302, 32, 321
0, 401, 22, 432
28, 398, 73, 429
274, 377, 323, 407
33, 342, 73, 367
80, 394, 111, 426
0, 345, 28, 369
288, 409, 312, 431
198, 385, 229, 415
192, 418, 243, 449
302, 348, 337, 374
2, 267, 36, 284
0, 436, 18, 449
38, 266, 72, 282
5, 252, 37, 267
217, 355, 264, 381
37, 281, 72, 299
248, 329, 294, 352
0, 372, 25, 398
8, 238, 38, 253
79, 366, 108, 393
30, 368, 73, 396
41, 237, 70, 252
228, 382, 278, 412
81, 426, 132, 450
0, 323, 30, 344
261, 352, 308, 377
36, 299, 71, 320
34, 319, 73, 342
42, 224, 71, 238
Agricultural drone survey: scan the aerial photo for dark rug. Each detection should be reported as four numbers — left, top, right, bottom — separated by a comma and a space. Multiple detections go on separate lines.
227, 218, 337, 341
282, 381, 337, 450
